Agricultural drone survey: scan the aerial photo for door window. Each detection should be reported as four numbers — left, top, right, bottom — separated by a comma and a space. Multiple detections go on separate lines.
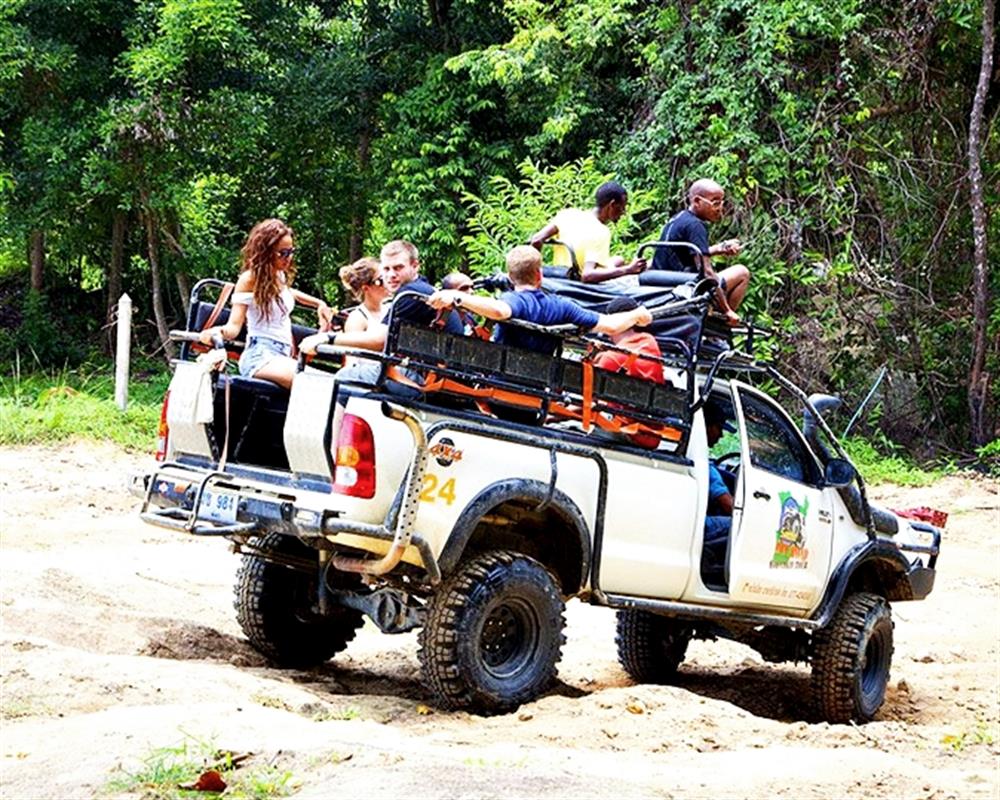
741, 393, 819, 485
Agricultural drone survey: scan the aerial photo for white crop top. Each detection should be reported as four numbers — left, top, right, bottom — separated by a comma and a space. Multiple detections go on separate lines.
356, 302, 387, 325
232, 277, 295, 344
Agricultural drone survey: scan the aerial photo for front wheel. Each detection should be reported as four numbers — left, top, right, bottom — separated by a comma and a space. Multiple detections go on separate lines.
811, 592, 894, 723
419, 550, 565, 714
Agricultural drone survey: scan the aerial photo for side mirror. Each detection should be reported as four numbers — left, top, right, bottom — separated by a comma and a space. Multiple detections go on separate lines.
824, 458, 856, 488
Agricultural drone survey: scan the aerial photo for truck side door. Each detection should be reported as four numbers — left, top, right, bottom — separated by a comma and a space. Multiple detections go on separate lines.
727, 383, 834, 611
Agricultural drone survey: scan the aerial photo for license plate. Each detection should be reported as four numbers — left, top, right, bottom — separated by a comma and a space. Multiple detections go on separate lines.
200, 489, 238, 524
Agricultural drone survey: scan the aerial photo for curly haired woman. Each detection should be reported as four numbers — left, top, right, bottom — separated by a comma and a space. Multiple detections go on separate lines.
200, 218, 333, 389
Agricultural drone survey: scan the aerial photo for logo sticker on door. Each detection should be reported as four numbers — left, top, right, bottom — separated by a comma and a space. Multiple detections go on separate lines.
770, 492, 810, 568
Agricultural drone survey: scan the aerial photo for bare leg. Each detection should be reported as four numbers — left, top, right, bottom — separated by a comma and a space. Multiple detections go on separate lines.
251, 355, 298, 390
718, 264, 750, 311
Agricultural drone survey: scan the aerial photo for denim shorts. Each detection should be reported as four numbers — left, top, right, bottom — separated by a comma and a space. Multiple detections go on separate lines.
239, 336, 292, 378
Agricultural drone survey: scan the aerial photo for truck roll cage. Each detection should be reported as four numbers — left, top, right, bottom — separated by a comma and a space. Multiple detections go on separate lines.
311, 280, 769, 455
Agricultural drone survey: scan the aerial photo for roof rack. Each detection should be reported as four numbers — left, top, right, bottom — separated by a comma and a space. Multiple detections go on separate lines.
311, 281, 773, 455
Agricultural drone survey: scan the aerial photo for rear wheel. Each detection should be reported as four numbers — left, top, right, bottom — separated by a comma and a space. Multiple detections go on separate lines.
419, 550, 565, 714
811, 592, 893, 723
615, 610, 691, 683
234, 532, 363, 667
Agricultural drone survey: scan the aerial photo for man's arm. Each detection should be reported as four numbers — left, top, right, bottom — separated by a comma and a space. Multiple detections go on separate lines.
427, 289, 513, 321
580, 258, 647, 284
592, 306, 653, 335
529, 221, 559, 250
715, 491, 734, 515
708, 238, 742, 257
709, 463, 734, 514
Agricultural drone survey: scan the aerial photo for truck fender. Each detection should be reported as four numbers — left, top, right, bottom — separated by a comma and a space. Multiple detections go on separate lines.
812, 540, 934, 628
437, 479, 592, 594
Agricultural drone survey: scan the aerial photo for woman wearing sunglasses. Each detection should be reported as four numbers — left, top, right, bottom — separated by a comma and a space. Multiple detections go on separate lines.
337, 257, 389, 367
200, 218, 334, 389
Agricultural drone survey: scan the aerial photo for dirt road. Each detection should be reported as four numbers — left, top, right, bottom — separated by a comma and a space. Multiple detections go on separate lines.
1, 441, 998, 799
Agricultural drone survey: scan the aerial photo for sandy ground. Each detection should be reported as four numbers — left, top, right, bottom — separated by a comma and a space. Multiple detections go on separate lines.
1, 440, 998, 800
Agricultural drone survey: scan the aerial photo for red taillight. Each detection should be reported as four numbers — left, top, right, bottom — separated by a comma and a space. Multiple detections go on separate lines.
155, 390, 170, 462
332, 413, 376, 498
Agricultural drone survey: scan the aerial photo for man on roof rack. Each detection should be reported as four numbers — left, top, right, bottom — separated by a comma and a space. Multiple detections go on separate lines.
428, 245, 652, 355
651, 178, 751, 326
529, 181, 647, 287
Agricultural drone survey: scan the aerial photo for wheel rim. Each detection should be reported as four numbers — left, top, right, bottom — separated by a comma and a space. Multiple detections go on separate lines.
860, 627, 888, 707
480, 599, 540, 679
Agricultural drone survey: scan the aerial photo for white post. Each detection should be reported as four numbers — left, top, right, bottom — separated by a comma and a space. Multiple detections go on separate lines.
115, 293, 132, 411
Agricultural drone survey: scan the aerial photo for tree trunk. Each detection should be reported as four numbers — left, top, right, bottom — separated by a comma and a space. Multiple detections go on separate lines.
142, 196, 176, 361
29, 230, 45, 291
176, 272, 191, 318
106, 211, 127, 353
967, 0, 995, 447
348, 124, 373, 263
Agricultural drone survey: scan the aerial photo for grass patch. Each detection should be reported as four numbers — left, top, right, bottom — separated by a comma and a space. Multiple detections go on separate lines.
974, 438, 1000, 477
311, 706, 360, 722
106, 732, 298, 799
0, 358, 170, 451
0, 693, 54, 720
842, 436, 946, 486
941, 717, 996, 752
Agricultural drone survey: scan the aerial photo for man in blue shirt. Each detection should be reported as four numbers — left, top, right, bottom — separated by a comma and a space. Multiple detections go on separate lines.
651, 179, 751, 327
702, 397, 737, 587
428, 245, 652, 354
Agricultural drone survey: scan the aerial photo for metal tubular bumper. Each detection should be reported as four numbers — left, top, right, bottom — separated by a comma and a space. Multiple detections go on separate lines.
139, 462, 259, 536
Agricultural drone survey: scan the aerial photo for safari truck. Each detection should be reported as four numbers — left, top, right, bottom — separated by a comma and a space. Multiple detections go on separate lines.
132, 269, 941, 723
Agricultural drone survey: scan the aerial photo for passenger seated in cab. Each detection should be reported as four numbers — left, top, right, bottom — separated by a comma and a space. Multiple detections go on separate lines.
651, 178, 751, 326
199, 218, 334, 390
529, 181, 647, 287
427, 245, 652, 355
701, 398, 737, 588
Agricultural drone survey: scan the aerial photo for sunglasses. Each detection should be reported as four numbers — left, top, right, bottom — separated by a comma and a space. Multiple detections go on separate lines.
276, 247, 296, 260
369, 276, 384, 287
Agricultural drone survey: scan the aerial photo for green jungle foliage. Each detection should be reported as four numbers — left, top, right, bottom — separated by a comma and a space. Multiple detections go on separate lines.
0, 358, 170, 450
1, 0, 997, 460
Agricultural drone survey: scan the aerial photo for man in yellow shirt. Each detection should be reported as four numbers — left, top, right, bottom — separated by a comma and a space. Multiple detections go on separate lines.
529, 181, 646, 286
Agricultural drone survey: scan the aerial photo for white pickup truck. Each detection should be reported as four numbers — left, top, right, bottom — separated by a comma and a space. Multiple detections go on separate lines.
134, 277, 941, 722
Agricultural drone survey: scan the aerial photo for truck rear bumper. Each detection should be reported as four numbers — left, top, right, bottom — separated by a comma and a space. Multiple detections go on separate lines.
135, 452, 442, 583
135, 462, 304, 537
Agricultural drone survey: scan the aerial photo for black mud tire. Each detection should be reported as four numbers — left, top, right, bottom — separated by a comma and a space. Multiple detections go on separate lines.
811, 592, 893, 723
234, 532, 364, 668
418, 550, 565, 714
615, 610, 691, 684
